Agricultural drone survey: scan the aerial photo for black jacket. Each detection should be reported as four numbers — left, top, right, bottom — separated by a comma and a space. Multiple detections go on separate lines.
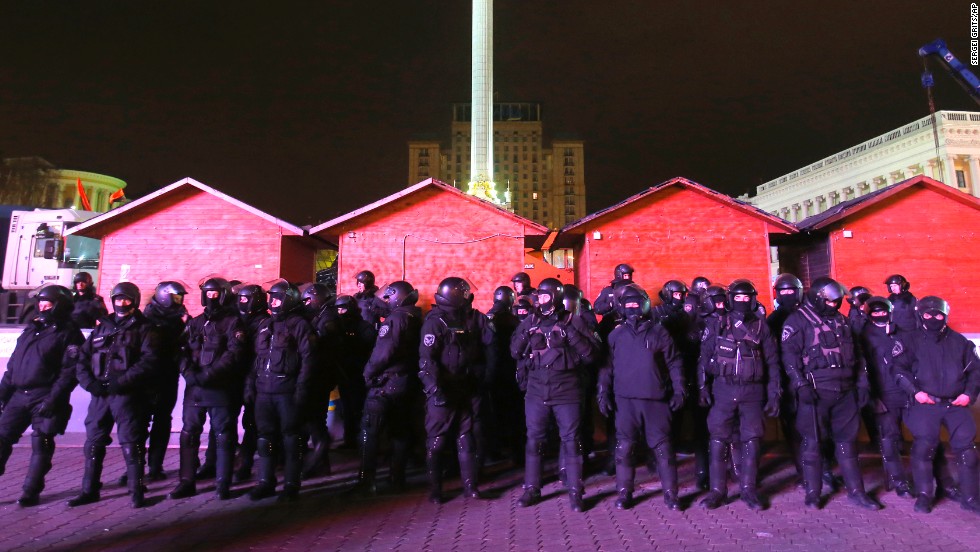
510, 308, 598, 405
599, 317, 683, 401
248, 311, 316, 398
698, 311, 780, 401
859, 323, 908, 399
143, 300, 188, 378
0, 319, 84, 406
76, 311, 160, 395
780, 302, 868, 393
71, 292, 108, 329
419, 305, 494, 397
363, 305, 421, 395
181, 306, 246, 407
893, 326, 980, 402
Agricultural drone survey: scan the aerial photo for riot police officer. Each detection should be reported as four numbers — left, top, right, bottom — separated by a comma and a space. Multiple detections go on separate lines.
352, 281, 421, 496
69, 282, 160, 508
485, 286, 524, 464
781, 277, 879, 510
686, 276, 711, 317
234, 284, 269, 481
598, 285, 685, 510
300, 283, 338, 478
142, 281, 188, 481
592, 263, 635, 318
767, 273, 807, 484
354, 270, 381, 326
419, 277, 494, 503
70, 271, 108, 329
846, 286, 873, 337
511, 278, 599, 512
511, 272, 536, 303
246, 281, 316, 502
697, 280, 781, 510
170, 277, 246, 500
885, 274, 916, 333
0, 285, 84, 506
894, 296, 980, 514
859, 296, 912, 498
329, 295, 375, 450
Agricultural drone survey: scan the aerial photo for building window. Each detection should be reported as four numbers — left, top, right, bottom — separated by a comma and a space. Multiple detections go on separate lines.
956, 170, 967, 188
532, 192, 538, 200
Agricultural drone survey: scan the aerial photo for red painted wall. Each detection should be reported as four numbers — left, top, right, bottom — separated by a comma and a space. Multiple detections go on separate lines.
571, 186, 780, 311
323, 187, 544, 313
95, 187, 314, 316
828, 186, 980, 333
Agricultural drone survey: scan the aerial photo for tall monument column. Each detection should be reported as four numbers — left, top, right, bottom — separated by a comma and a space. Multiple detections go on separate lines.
466, 0, 500, 203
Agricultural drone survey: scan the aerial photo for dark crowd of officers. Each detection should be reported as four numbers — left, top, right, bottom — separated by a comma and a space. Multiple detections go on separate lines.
0, 266, 977, 519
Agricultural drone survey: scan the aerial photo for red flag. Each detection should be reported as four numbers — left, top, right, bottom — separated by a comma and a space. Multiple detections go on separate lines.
109, 189, 126, 204
76, 178, 92, 211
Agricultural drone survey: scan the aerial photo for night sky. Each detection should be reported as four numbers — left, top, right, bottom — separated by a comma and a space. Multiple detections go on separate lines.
1, 1, 974, 225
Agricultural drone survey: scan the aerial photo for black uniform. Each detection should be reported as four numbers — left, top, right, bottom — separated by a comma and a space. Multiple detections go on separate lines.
171, 305, 245, 498
0, 317, 83, 505
893, 326, 980, 512
73, 311, 160, 506
355, 285, 381, 327
246, 310, 316, 500
888, 291, 917, 333
142, 299, 187, 479
419, 304, 495, 501
510, 308, 598, 506
698, 311, 780, 509
485, 300, 524, 464
235, 308, 269, 481
71, 291, 108, 329
354, 303, 421, 492
781, 301, 877, 508
599, 316, 684, 509
302, 303, 340, 477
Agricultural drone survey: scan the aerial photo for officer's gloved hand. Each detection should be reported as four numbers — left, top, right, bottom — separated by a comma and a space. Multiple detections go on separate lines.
85, 381, 107, 397
598, 393, 614, 417
668, 392, 686, 412
764, 395, 780, 417
797, 385, 817, 404
32, 400, 56, 418
432, 390, 448, 407
698, 387, 712, 408
857, 387, 870, 408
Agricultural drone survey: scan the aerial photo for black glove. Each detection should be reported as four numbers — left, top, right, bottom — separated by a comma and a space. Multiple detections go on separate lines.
797, 385, 817, 405
32, 400, 56, 418
432, 390, 448, 407
106, 378, 123, 395
698, 387, 713, 408
669, 392, 686, 412
764, 395, 780, 418
857, 387, 870, 408
598, 393, 614, 418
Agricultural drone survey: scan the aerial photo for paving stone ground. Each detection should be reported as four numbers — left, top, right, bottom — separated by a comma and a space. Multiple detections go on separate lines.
0, 437, 977, 552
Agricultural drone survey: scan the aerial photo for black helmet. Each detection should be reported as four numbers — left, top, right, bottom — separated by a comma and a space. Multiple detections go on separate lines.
915, 296, 949, 317
847, 286, 872, 307
73, 271, 94, 287
200, 277, 233, 308
355, 270, 376, 288
562, 284, 582, 314
773, 273, 803, 308
691, 276, 711, 296
111, 282, 141, 317
34, 284, 74, 323
659, 280, 688, 306
301, 283, 332, 311
268, 280, 301, 316
512, 298, 533, 320
806, 277, 846, 316
493, 285, 515, 307
727, 279, 758, 312
154, 281, 188, 308
701, 284, 728, 315
536, 278, 564, 306
383, 281, 418, 308
511, 272, 531, 288
865, 296, 893, 327
884, 274, 910, 293
237, 284, 267, 316
617, 286, 651, 318
435, 277, 472, 309
614, 263, 634, 281
334, 294, 357, 312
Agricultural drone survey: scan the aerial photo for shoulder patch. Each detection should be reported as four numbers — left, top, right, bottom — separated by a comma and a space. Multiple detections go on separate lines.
891, 341, 904, 357
781, 326, 794, 342
378, 324, 390, 338
65, 345, 80, 360
423, 333, 435, 347
683, 303, 693, 313
234, 331, 245, 342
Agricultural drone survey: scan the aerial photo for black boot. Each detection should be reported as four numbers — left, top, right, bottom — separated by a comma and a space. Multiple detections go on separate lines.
694, 445, 710, 492
836, 442, 880, 510
388, 437, 409, 493
277, 434, 302, 503
234, 439, 256, 482
700, 439, 728, 509
562, 440, 585, 513
147, 413, 171, 481
655, 443, 682, 511
519, 441, 543, 507
458, 433, 482, 499
729, 437, 743, 482
122, 444, 146, 508
934, 442, 961, 501
426, 437, 444, 504
351, 426, 379, 496
0, 438, 13, 477
68, 443, 105, 507
196, 431, 217, 480
18, 434, 55, 507
958, 447, 980, 515
302, 423, 332, 479
215, 432, 235, 500
250, 438, 277, 501
740, 439, 765, 511
614, 441, 635, 510
880, 438, 911, 498
910, 440, 935, 513
169, 431, 200, 499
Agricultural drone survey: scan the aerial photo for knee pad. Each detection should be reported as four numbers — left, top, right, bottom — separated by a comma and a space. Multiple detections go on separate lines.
256, 438, 275, 458
32, 434, 55, 455
615, 440, 635, 466
561, 439, 583, 457
911, 439, 938, 461
426, 436, 446, 454
654, 443, 677, 467
954, 445, 979, 469
457, 433, 475, 453
179, 430, 200, 449
215, 432, 235, 451
525, 439, 545, 456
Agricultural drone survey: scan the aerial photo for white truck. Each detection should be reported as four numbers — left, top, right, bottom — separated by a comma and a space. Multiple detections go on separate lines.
0, 208, 101, 323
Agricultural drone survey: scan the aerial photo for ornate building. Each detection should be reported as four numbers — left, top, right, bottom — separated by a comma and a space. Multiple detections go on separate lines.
744, 111, 980, 221
0, 157, 126, 212
408, 102, 586, 229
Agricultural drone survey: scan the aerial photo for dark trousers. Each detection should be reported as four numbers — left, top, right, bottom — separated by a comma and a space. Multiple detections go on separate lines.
84, 394, 146, 447
706, 382, 765, 443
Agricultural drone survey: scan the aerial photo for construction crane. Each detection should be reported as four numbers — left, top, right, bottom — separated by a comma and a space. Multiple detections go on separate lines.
919, 38, 980, 106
